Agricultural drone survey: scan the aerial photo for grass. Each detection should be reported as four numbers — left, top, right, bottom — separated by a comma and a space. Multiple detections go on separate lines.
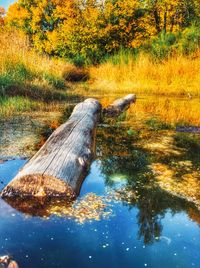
0, 29, 75, 117
129, 97, 200, 126
0, 29, 199, 126
174, 133, 200, 152
88, 51, 200, 126
0, 96, 63, 117
90, 52, 200, 97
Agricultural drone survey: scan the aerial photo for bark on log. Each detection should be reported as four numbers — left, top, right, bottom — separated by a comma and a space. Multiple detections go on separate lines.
1, 98, 101, 199
103, 94, 136, 117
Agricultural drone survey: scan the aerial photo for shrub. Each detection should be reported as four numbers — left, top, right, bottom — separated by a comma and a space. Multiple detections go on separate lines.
179, 26, 200, 55
62, 66, 89, 82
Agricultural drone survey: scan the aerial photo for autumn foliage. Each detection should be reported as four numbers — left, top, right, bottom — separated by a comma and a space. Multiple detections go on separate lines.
0, 6, 5, 26
3, 0, 200, 64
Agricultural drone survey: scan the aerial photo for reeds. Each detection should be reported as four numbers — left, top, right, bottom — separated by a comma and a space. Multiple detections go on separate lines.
90, 52, 200, 97
89, 51, 200, 125
0, 30, 69, 98
0, 29, 70, 117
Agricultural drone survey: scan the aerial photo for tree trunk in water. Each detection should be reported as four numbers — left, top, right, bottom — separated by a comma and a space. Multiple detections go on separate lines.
103, 94, 136, 117
1, 98, 101, 199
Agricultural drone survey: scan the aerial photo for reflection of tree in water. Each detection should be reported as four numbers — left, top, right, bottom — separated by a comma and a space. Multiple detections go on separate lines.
134, 184, 198, 244
97, 123, 200, 245
136, 187, 163, 244
97, 123, 147, 184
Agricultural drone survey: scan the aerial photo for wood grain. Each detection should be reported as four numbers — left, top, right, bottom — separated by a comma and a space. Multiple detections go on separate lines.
1, 98, 101, 199
103, 94, 136, 117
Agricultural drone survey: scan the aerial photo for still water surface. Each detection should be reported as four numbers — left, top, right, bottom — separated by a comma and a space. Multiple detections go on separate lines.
0, 115, 199, 268
0, 161, 199, 267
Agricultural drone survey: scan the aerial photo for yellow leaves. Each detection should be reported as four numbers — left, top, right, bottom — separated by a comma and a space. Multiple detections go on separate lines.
151, 162, 200, 208
141, 0, 196, 35
131, 39, 142, 49
32, 34, 45, 52
4, 0, 200, 62
6, 3, 29, 28
47, 193, 112, 224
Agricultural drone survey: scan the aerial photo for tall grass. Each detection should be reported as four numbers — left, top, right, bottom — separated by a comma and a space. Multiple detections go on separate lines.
90, 52, 200, 98
0, 96, 63, 117
88, 48, 200, 125
90, 26, 200, 98
0, 30, 69, 102
129, 97, 200, 126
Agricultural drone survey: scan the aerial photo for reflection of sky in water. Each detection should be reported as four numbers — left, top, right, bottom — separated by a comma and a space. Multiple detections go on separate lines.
0, 160, 199, 268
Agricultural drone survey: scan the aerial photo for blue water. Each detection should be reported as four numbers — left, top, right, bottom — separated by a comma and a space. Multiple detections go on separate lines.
0, 158, 199, 268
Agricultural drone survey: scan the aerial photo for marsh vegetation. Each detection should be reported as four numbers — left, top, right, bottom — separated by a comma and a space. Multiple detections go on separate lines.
0, 0, 200, 267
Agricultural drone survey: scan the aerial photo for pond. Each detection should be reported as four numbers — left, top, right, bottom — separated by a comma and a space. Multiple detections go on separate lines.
0, 111, 199, 268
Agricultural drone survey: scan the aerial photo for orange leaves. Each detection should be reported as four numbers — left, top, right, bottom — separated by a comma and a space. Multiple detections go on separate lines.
0, 6, 5, 26
6, 3, 29, 28
4, 0, 200, 63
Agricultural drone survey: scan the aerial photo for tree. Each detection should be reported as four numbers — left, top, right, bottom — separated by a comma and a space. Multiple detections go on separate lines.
5, 0, 200, 63
141, 0, 200, 35
0, 6, 5, 26
102, 0, 140, 51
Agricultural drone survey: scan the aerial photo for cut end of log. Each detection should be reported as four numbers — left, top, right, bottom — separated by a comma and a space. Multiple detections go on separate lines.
1, 174, 76, 200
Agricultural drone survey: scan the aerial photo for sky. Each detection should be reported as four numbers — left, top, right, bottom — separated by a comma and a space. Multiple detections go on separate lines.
1, 0, 16, 10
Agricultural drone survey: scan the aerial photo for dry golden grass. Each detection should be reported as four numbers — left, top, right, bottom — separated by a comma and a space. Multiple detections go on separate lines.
90, 53, 200, 97
0, 29, 73, 117
0, 29, 67, 81
0, 30, 199, 125
129, 97, 200, 126
88, 53, 200, 125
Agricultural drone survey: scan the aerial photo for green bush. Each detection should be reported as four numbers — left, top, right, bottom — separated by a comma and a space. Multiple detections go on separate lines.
142, 26, 200, 60
178, 26, 200, 55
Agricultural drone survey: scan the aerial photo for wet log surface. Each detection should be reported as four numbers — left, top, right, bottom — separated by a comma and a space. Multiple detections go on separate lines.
1, 98, 101, 199
103, 94, 136, 117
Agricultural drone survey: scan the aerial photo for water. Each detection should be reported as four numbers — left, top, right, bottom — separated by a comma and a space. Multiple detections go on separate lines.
0, 113, 61, 158
0, 116, 200, 268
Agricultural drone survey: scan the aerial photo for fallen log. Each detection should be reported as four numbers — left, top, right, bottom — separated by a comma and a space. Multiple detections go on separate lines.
103, 94, 136, 117
1, 94, 136, 203
1, 98, 101, 199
